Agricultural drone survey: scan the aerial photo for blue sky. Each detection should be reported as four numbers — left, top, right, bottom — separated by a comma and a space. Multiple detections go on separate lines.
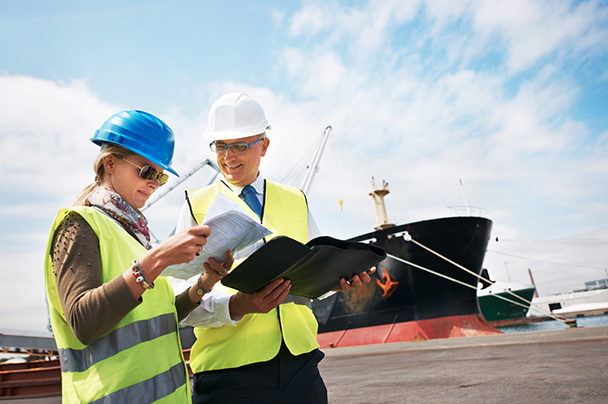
1, 0, 607, 333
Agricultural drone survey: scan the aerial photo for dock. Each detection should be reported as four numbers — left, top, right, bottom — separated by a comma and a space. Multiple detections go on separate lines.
2, 326, 607, 403
319, 325, 608, 403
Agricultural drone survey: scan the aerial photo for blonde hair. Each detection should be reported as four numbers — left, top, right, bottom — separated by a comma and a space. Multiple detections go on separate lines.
72, 143, 138, 206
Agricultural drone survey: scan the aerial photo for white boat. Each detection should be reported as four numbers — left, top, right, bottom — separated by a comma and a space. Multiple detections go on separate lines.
553, 302, 608, 318
527, 279, 608, 318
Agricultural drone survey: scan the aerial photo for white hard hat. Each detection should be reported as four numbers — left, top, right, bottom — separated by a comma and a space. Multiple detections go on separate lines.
203, 92, 271, 141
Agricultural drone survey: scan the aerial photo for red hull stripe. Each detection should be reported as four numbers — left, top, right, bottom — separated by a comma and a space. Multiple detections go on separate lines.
317, 314, 502, 349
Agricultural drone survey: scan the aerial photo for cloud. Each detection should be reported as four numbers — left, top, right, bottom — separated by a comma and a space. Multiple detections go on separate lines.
471, 0, 608, 73
0, 74, 119, 196
485, 226, 608, 295
274, 2, 608, 300
1, 0, 607, 332
290, 1, 332, 36
0, 251, 50, 333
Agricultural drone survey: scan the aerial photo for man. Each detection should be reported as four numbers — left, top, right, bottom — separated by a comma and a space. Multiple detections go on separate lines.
177, 92, 374, 404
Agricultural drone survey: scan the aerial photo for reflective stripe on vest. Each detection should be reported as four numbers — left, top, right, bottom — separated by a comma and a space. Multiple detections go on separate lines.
186, 180, 319, 373
58, 313, 176, 373
88, 362, 186, 404
43, 207, 190, 403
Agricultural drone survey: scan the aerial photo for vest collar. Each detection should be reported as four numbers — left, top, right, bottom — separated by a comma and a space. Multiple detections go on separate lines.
221, 172, 266, 197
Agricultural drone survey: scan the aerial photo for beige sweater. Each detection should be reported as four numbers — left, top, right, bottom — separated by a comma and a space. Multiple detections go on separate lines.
50, 211, 197, 345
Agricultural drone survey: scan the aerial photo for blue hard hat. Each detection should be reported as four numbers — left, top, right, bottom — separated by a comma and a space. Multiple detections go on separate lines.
91, 110, 179, 176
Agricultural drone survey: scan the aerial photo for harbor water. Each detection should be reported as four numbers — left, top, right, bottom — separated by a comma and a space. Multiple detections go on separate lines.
497, 314, 608, 334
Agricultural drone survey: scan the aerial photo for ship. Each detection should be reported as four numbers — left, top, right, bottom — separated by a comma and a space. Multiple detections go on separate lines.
528, 278, 608, 319
0, 131, 500, 398
312, 179, 502, 348
477, 270, 537, 323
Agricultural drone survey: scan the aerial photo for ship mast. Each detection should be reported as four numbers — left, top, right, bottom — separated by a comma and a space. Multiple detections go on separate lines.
370, 178, 395, 230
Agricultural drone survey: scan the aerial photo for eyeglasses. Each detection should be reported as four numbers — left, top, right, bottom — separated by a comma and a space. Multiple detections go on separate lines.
120, 158, 169, 186
209, 137, 265, 154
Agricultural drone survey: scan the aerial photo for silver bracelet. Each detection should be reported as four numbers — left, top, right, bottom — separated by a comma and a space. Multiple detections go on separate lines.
131, 260, 154, 290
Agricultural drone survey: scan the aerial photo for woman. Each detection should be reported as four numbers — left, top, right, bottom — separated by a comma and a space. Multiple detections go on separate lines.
43, 110, 232, 403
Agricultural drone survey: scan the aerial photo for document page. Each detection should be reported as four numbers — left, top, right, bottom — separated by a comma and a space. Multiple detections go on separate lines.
163, 193, 271, 279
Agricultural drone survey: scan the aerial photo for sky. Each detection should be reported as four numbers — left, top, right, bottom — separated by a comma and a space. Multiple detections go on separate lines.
1, 0, 607, 334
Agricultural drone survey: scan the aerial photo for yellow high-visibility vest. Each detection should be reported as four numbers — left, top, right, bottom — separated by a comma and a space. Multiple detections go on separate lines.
44, 206, 190, 403
187, 180, 319, 373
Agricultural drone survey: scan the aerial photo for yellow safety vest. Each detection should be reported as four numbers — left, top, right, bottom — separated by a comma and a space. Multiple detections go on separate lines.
186, 180, 320, 373
44, 207, 190, 403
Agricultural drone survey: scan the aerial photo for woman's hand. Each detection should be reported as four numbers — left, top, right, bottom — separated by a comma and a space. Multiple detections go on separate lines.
203, 250, 234, 282
140, 225, 210, 272
188, 251, 234, 303
160, 225, 212, 266
125, 225, 211, 298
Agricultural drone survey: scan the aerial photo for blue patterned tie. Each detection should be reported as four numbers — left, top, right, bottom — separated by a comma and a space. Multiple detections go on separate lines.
242, 185, 263, 218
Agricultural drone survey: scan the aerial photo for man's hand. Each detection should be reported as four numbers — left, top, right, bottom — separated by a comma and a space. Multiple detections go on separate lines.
229, 278, 292, 317
333, 266, 377, 292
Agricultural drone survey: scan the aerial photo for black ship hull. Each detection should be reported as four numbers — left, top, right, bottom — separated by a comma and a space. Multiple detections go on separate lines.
313, 216, 500, 347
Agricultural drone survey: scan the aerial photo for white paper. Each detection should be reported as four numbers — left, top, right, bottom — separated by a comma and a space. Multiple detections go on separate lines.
162, 193, 272, 279
204, 191, 246, 221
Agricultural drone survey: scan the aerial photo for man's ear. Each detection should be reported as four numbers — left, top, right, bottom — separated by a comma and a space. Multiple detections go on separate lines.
260, 138, 270, 157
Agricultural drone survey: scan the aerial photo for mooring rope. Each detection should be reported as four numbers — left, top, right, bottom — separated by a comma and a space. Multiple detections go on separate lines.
488, 249, 607, 270
391, 234, 566, 324
410, 237, 542, 314
387, 253, 479, 291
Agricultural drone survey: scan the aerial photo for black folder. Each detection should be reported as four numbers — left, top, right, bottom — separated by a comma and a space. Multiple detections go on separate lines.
221, 236, 387, 299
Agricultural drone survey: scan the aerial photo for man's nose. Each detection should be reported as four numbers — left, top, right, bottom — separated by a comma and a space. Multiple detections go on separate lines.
224, 146, 237, 158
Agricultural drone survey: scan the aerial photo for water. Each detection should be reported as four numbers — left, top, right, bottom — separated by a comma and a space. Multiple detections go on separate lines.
497, 314, 608, 334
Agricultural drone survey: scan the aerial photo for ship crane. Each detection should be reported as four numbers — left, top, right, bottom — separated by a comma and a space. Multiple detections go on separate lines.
142, 125, 333, 241
300, 126, 332, 195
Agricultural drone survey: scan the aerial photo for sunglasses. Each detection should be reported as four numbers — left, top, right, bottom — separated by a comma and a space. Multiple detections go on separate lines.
120, 158, 169, 186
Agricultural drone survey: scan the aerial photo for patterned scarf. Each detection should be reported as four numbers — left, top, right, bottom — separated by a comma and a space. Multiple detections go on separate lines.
87, 187, 152, 250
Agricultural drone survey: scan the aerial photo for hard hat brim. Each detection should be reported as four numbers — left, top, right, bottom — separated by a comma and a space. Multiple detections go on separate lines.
203, 124, 271, 141
90, 110, 179, 177
92, 138, 179, 177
